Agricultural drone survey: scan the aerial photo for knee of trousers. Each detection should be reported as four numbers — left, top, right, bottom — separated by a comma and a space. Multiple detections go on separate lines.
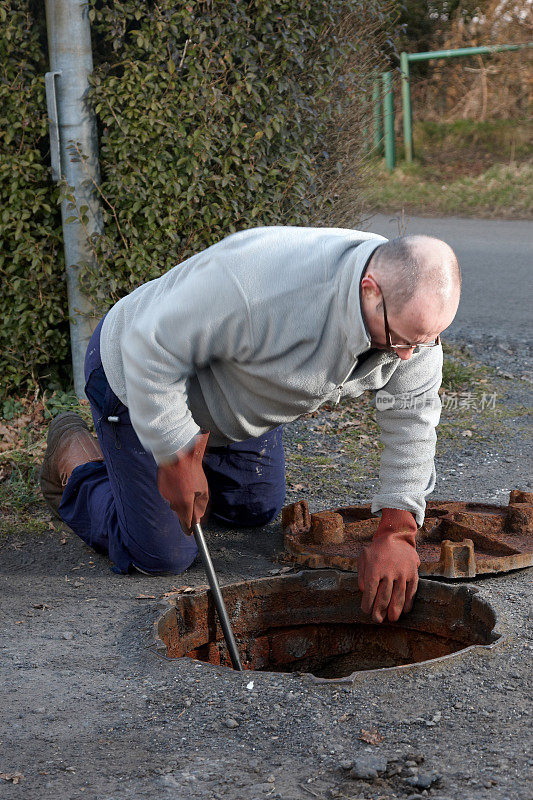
129, 543, 198, 576
244, 502, 283, 527
212, 495, 285, 528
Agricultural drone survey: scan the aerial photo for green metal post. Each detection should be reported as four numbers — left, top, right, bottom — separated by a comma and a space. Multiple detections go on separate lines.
382, 71, 395, 171
400, 51, 413, 163
372, 77, 383, 154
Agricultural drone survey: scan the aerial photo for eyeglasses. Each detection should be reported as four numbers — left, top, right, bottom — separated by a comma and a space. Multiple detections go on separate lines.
377, 291, 441, 351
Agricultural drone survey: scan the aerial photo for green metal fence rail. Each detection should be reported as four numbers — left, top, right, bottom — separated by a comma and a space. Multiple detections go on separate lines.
382, 71, 395, 171
400, 42, 533, 164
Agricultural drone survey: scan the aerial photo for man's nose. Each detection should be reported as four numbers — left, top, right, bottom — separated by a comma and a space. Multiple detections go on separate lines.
396, 348, 415, 361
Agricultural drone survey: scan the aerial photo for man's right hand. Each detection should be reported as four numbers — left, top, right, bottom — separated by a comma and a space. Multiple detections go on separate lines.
157, 432, 210, 534
357, 508, 420, 623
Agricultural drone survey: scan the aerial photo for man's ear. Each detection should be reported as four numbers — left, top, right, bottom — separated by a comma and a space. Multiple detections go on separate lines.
361, 273, 381, 301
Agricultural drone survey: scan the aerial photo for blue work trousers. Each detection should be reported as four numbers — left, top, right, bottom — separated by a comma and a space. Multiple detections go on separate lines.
58, 318, 286, 574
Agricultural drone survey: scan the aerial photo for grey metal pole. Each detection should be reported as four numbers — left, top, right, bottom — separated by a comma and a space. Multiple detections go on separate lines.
45, 0, 103, 398
193, 523, 243, 671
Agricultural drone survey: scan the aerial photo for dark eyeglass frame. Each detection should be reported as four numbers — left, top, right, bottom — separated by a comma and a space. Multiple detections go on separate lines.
379, 291, 441, 350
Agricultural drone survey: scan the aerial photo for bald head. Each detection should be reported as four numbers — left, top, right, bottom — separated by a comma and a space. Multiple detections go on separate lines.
369, 234, 461, 315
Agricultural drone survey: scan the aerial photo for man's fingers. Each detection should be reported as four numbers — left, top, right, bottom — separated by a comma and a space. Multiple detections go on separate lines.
192, 490, 209, 525
178, 507, 194, 534
371, 577, 393, 623
404, 575, 419, 613
387, 578, 407, 623
361, 575, 380, 616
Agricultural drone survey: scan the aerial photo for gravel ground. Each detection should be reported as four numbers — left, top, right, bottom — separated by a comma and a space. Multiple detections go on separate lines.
1, 335, 531, 800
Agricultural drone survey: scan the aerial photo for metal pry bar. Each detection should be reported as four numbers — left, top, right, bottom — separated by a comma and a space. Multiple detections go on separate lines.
192, 522, 243, 671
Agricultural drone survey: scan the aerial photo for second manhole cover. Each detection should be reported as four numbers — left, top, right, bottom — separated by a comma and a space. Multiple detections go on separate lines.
282, 490, 533, 579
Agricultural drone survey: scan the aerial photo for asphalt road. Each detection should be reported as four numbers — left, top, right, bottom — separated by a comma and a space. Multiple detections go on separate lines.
365, 214, 532, 344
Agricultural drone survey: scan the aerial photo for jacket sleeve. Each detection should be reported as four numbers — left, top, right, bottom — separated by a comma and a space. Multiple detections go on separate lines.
121, 266, 253, 464
371, 345, 443, 526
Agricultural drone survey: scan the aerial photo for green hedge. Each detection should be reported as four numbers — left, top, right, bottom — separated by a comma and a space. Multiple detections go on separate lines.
1, 0, 392, 399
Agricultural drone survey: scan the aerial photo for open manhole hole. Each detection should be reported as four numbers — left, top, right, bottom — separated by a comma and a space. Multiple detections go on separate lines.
156, 570, 500, 683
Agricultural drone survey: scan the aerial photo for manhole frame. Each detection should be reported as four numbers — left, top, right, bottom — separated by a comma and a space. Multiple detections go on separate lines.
153, 569, 503, 685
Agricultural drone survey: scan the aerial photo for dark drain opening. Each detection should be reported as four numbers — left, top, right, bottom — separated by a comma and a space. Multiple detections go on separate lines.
156, 570, 499, 681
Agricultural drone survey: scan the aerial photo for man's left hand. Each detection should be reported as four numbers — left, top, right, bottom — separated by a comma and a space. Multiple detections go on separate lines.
357, 508, 420, 623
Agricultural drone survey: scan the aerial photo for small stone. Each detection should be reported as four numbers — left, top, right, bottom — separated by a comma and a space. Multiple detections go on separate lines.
406, 795, 425, 800
224, 718, 239, 729
406, 772, 440, 790
340, 760, 353, 771
62, 631, 74, 640
35, 707, 46, 714
349, 754, 388, 781
161, 775, 180, 788
405, 760, 418, 767
267, 775, 275, 783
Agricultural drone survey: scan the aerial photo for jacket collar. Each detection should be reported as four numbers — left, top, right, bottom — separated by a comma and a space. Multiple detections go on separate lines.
335, 236, 386, 359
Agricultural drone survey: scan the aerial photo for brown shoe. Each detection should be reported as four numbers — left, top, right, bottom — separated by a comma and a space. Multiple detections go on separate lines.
40, 412, 103, 519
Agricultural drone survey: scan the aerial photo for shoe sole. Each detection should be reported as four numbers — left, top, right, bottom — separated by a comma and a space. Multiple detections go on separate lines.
39, 412, 93, 520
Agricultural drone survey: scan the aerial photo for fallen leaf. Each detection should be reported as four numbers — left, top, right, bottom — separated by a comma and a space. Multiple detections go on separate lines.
135, 594, 156, 600
359, 727, 384, 745
32, 603, 50, 610
462, 429, 473, 437
0, 772, 24, 784
292, 484, 306, 491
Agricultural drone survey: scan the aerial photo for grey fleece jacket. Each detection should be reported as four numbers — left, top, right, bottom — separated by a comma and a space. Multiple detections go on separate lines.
100, 226, 443, 525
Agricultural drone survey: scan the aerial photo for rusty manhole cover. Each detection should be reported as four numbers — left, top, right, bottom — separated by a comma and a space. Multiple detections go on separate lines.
283, 491, 533, 579
155, 570, 500, 682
